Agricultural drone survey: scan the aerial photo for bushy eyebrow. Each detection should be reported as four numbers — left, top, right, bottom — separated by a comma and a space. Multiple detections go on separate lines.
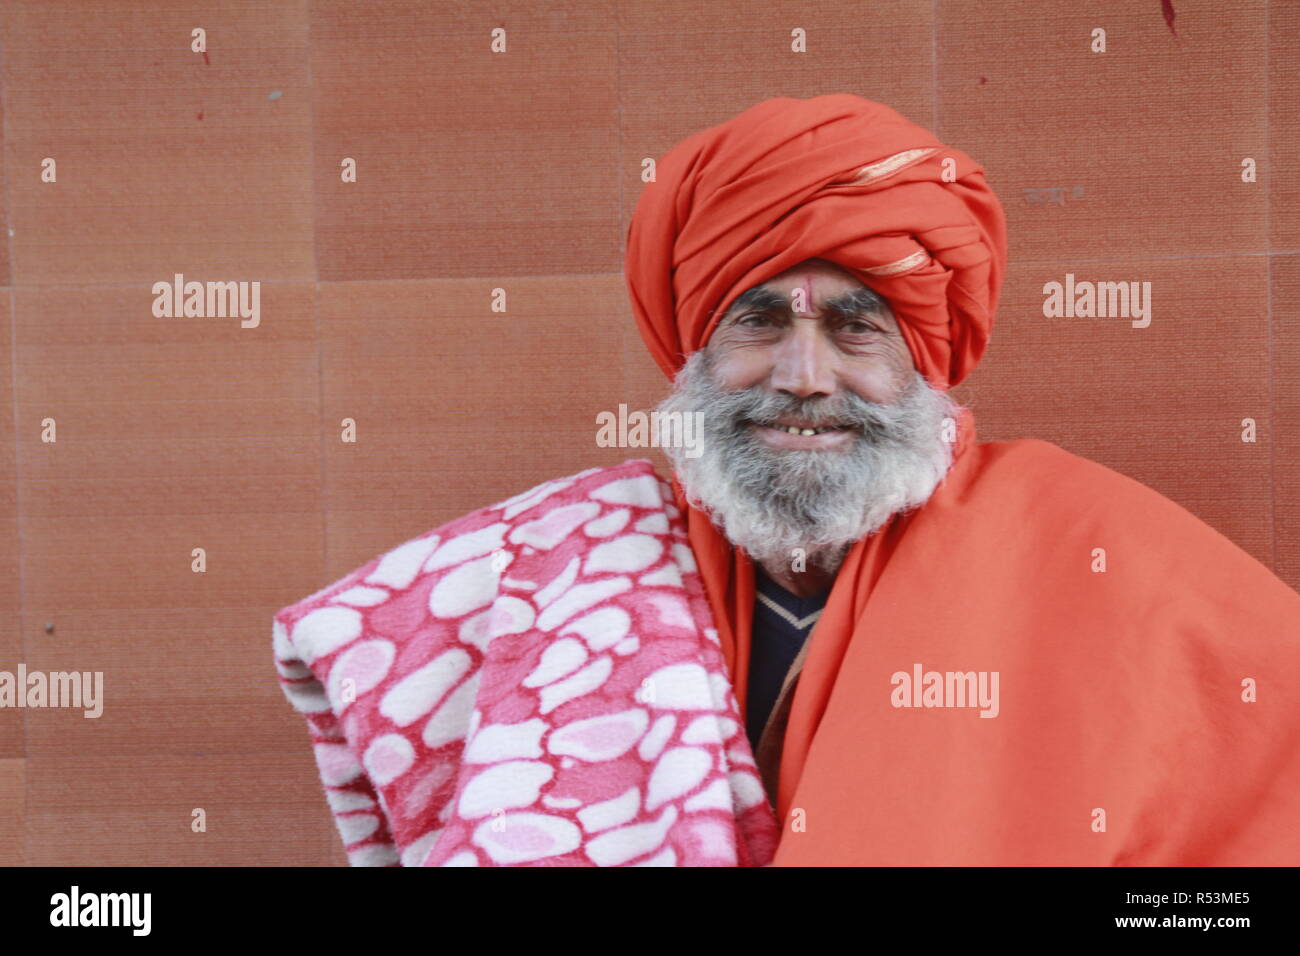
724, 285, 890, 324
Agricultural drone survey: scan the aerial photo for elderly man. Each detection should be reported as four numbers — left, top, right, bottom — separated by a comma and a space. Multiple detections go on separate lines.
653, 258, 963, 767
274, 94, 1300, 867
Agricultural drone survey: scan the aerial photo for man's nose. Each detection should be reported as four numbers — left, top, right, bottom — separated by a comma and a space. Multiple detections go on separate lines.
769, 322, 838, 397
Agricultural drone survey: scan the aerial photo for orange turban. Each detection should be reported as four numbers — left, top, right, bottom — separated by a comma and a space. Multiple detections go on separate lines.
625, 93, 1008, 390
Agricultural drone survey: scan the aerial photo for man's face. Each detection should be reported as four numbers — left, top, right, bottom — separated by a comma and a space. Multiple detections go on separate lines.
656, 258, 959, 574
705, 258, 917, 452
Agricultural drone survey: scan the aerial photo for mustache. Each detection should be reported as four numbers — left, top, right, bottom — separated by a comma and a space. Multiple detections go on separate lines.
701, 381, 917, 442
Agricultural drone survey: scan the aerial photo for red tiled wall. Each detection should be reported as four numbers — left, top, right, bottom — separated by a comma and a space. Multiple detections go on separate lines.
0, 0, 1294, 865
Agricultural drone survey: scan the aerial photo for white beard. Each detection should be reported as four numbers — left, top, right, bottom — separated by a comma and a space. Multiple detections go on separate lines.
656, 349, 963, 574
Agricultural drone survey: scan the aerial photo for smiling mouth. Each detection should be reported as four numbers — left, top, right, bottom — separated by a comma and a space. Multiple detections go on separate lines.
750, 419, 857, 436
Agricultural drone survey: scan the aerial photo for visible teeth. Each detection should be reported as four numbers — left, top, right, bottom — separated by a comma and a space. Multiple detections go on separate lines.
779, 425, 841, 435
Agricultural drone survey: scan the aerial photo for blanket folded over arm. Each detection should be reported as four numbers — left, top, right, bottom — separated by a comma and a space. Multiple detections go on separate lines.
272, 460, 780, 866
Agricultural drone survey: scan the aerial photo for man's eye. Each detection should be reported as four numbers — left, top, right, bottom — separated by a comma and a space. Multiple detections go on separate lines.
737, 313, 774, 328
841, 319, 879, 334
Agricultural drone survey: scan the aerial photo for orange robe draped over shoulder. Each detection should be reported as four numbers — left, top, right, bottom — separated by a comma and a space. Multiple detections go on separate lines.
676, 416, 1300, 865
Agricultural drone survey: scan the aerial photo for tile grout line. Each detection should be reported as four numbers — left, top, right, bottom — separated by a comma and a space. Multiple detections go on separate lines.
932, 0, 940, 138
1264, 0, 1278, 573
4, 249, 1300, 294
0, 5, 34, 862
306, 4, 331, 605
615, 0, 632, 406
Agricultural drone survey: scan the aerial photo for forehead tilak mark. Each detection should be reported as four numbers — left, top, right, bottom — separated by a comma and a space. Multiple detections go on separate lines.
800, 276, 815, 313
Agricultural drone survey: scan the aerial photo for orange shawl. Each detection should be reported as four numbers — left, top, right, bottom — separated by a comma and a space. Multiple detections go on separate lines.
626, 94, 1300, 864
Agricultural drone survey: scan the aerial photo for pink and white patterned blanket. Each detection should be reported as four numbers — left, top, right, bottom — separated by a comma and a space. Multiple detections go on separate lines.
272, 459, 780, 866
